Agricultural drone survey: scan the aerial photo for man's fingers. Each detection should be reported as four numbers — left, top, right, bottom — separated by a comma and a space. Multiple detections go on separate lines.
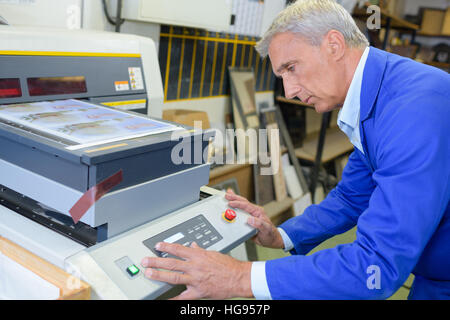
226, 188, 235, 195
225, 190, 248, 202
190, 241, 200, 249
228, 200, 263, 217
141, 256, 185, 272
144, 268, 191, 286
155, 242, 195, 259
247, 216, 271, 232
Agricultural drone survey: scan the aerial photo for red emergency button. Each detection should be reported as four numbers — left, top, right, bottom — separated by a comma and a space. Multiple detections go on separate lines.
223, 209, 237, 222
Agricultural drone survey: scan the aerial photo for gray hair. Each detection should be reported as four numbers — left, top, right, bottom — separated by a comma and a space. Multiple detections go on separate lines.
255, 0, 369, 57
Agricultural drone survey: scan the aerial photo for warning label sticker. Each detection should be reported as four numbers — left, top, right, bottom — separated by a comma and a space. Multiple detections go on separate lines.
114, 80, 129, 91
128, 67, 144, 90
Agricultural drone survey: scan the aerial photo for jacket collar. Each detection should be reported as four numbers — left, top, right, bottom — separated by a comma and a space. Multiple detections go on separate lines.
360, 47, 388, 122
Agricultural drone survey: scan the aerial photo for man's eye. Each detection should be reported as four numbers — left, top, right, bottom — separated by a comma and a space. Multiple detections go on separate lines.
287, 65, 295, 72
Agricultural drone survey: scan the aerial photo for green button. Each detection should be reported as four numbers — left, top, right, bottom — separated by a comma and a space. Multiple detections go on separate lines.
127, 265, 139, 276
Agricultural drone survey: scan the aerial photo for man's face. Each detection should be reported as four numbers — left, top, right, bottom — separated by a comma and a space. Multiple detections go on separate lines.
269, 32, 345, 113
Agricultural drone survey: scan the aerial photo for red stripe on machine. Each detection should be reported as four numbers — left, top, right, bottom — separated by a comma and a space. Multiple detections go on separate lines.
69, 169, 123, 224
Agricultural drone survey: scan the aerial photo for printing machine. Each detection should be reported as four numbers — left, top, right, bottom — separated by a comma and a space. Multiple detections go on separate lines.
0, 26, 256, 299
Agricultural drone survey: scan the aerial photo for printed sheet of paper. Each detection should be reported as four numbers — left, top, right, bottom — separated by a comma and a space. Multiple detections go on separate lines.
0, 99, 180, 147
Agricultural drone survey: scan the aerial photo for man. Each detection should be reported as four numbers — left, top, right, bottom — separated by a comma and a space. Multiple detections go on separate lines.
141, 0, 450, 299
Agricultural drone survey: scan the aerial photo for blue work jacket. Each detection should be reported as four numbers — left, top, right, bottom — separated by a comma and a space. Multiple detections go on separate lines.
267, 47, 450, 299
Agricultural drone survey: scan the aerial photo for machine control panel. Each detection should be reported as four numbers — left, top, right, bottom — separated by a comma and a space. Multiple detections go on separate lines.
223, 209, 237, 222
67, 192, 257, 300
142, 214, 223, 258
126, 265, 140, 276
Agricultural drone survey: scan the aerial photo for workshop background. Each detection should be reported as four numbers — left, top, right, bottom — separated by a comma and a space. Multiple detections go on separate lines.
1, 0, 449, 300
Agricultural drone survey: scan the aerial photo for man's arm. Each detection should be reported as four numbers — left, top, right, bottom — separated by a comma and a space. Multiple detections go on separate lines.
140, 94, 449, 300
138, 145, 377, 300
265, 96, 450, 299
138, 141, 378, 300
280, 148, 376, 255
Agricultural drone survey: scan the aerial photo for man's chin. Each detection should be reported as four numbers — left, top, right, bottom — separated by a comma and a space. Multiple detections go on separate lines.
313, 103, 341, 114
313, 103, 328, 114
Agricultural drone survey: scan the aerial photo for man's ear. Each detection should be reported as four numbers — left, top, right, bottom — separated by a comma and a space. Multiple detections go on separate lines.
323, 30, 346, 61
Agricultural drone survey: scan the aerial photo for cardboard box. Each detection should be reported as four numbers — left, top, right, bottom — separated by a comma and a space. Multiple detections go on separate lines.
420, 8, 445, 35
162, 109, 210, 129
441, 8, 450, 35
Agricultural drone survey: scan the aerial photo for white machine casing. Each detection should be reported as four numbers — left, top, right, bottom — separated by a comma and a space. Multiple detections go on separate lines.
0, 26, 256, 300
0, 25, 164, 118
120, 0, 232, 32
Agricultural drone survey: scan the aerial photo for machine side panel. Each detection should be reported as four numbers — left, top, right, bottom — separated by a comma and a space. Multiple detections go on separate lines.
86, 137, 210, 191
0, 55, 146, 107
0, 134, 88, 192
0, 157, 96, 226
82, 194, 256, 300
94, 164, 211, 237
0, 204, 85, 269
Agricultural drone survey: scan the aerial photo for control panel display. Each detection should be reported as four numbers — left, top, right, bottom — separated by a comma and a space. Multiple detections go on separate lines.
142, 214, 223, 258
0, 78, 21, 98
27, 76, 87, 96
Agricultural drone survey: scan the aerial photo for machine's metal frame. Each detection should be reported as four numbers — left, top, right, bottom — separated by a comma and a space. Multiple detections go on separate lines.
0, 27, 256, 300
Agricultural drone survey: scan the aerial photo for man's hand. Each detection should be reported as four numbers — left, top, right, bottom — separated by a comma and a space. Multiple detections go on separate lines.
141, 242, 253, 300
225, 189, 284, 249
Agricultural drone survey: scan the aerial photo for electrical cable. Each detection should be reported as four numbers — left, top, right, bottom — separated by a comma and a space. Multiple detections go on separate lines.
102, 0, 124, 32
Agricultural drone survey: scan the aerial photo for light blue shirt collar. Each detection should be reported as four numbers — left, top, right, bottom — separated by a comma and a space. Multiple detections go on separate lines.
337, 46, 370, 154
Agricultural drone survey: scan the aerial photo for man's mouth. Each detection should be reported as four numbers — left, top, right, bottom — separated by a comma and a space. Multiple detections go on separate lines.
305, 96, 311, 104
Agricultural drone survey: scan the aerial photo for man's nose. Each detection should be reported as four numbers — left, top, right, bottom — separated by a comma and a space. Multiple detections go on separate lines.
283, 79, 301, 99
